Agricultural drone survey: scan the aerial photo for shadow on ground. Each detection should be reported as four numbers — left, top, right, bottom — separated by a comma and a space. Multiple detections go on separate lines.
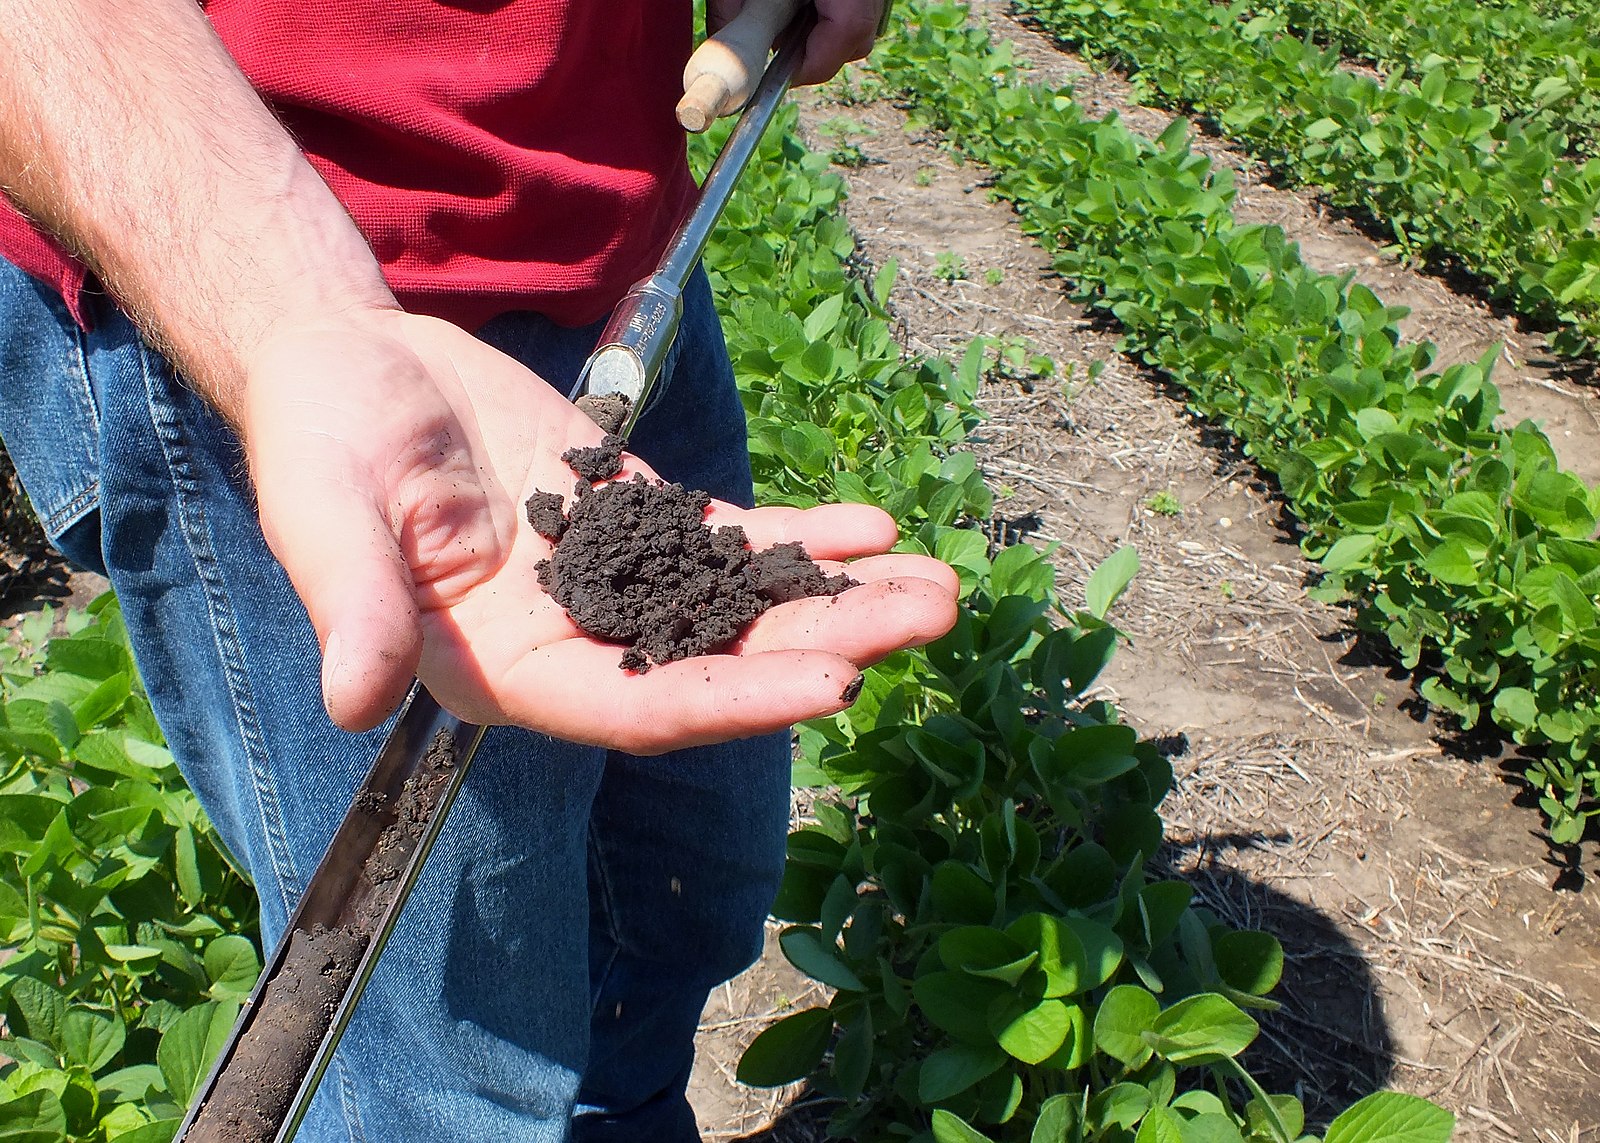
1159, 838, 1399, 1125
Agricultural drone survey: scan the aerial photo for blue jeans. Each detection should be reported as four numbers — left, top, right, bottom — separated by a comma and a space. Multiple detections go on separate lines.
0, 258, 791, 1142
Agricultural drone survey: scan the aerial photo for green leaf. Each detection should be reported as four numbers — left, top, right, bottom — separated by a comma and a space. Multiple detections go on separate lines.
1246, 1095, 1305, 1140
71, 672, 132, 732
1091, 1082, 1154, 1130
62, 1007, 126, 1072
175, 824, 204, 906
1146, 993, 1258, 1062
737, 1007, 833, 1087
1084, 545, 1139, 619
0, 796, 67, 854
1323, 533, 1377, 572
1422, 539, 1480, 587
105, 1121, 183, 1143
778, 424, 835, 478
914, 972, 1005, 1045
918, 1042, 1007, 1101
932, 1110, 1000, 1143
1050, 724, 1142, 787
156, 1001, 236, 1106
833, 1006, 873, 1100
104, 944, 165, 964
780, 926, 866, 992
989, 995, 1072, 1064
204, 935, 263, 1001
1031, 1093, 1079, 1143
930, 864, 997, 925
940, 926, 1027, 976
1182, 1113, 1247, 1143
1094, 984, 1159, 1067
0, 1090, 67, 1143
1135, 1106, 1184, 1143
9, 978, 68, 1055
1492, 687, 1539, 731
1213, 930, 1283, 996
935, 527, 991, 577
1325, 1092, 1455, 1143
802, 292, 846, 342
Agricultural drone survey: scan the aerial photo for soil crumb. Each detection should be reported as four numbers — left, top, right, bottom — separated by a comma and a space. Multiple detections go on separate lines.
574, 392, 632, 435
562, 434, 626, 483
186, 731, 459, 1143
532, 475, 854, 671
524, 491, 567, 541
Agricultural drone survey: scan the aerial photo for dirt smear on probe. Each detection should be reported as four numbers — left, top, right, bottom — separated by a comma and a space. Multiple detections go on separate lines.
186, 732, 459, 1143
529, 439, 854, 672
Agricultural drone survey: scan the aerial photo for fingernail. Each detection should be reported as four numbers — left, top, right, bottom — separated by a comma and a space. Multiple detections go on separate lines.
321, 631, 344, 693
841, 673, 865, 704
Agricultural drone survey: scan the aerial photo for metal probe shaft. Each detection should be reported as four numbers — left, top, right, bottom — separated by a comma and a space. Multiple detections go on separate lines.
572, 10, 814, 438
174, 17, 813, 1142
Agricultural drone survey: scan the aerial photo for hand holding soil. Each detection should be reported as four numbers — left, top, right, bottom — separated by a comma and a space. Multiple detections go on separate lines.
243, 308, 959, 753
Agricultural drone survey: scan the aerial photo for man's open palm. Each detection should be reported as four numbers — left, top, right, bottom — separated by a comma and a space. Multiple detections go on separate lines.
242, 309, 960, 753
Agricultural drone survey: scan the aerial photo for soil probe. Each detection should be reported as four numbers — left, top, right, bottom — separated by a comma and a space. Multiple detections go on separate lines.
173, 11, 814, 1142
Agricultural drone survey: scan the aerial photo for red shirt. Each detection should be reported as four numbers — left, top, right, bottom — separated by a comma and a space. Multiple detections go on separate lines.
0, 0, 696, 330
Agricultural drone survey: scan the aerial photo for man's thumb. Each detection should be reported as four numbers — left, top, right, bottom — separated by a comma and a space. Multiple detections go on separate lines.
258, 473, 423, 732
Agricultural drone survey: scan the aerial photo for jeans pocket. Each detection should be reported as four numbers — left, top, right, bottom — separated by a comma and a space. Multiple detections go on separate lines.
0, 259, 102, 547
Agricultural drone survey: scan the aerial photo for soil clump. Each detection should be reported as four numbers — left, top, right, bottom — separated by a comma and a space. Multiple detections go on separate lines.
529, 469, 853, 671
561, 435, 626, 484
186, 732, 459, 1143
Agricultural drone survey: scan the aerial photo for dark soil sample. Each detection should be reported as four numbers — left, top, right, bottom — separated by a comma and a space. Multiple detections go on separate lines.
525, 491, 566, 541
574, 392, 632, 435
533, 475, 855, 671
186, 925, 365, 1143
186, 731, 459, 1143
354, 732, 457, 919
749, 541, 855, 604
561, 434, 626, 483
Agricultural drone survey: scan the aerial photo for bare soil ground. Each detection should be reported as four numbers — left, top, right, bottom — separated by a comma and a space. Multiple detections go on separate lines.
689, 7, 1600, 1141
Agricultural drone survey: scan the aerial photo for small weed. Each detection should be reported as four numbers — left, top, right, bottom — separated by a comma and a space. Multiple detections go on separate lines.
915, 166, 935, 186
815, 116, 875, 167
984, 267, 1005, 286
1219, 579, 1236, 599
822, 66, 885, 106
934, 251, 968, 282
980, 335, 1055, 386
1147, 489, 1183, 517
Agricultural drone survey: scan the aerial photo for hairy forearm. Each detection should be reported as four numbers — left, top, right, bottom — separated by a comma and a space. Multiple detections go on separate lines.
0, 0, 396, 428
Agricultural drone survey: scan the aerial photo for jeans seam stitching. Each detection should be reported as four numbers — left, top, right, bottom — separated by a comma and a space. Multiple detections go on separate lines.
587, 828, 623, 1015
69, 306, 101, 438
336, 1054, 369, 1143
137, 348, 303, 915
42, 482, 99, 536
36, 294, 104, 536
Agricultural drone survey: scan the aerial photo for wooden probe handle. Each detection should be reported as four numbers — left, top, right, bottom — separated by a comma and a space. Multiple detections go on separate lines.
678, 0, 806, 132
